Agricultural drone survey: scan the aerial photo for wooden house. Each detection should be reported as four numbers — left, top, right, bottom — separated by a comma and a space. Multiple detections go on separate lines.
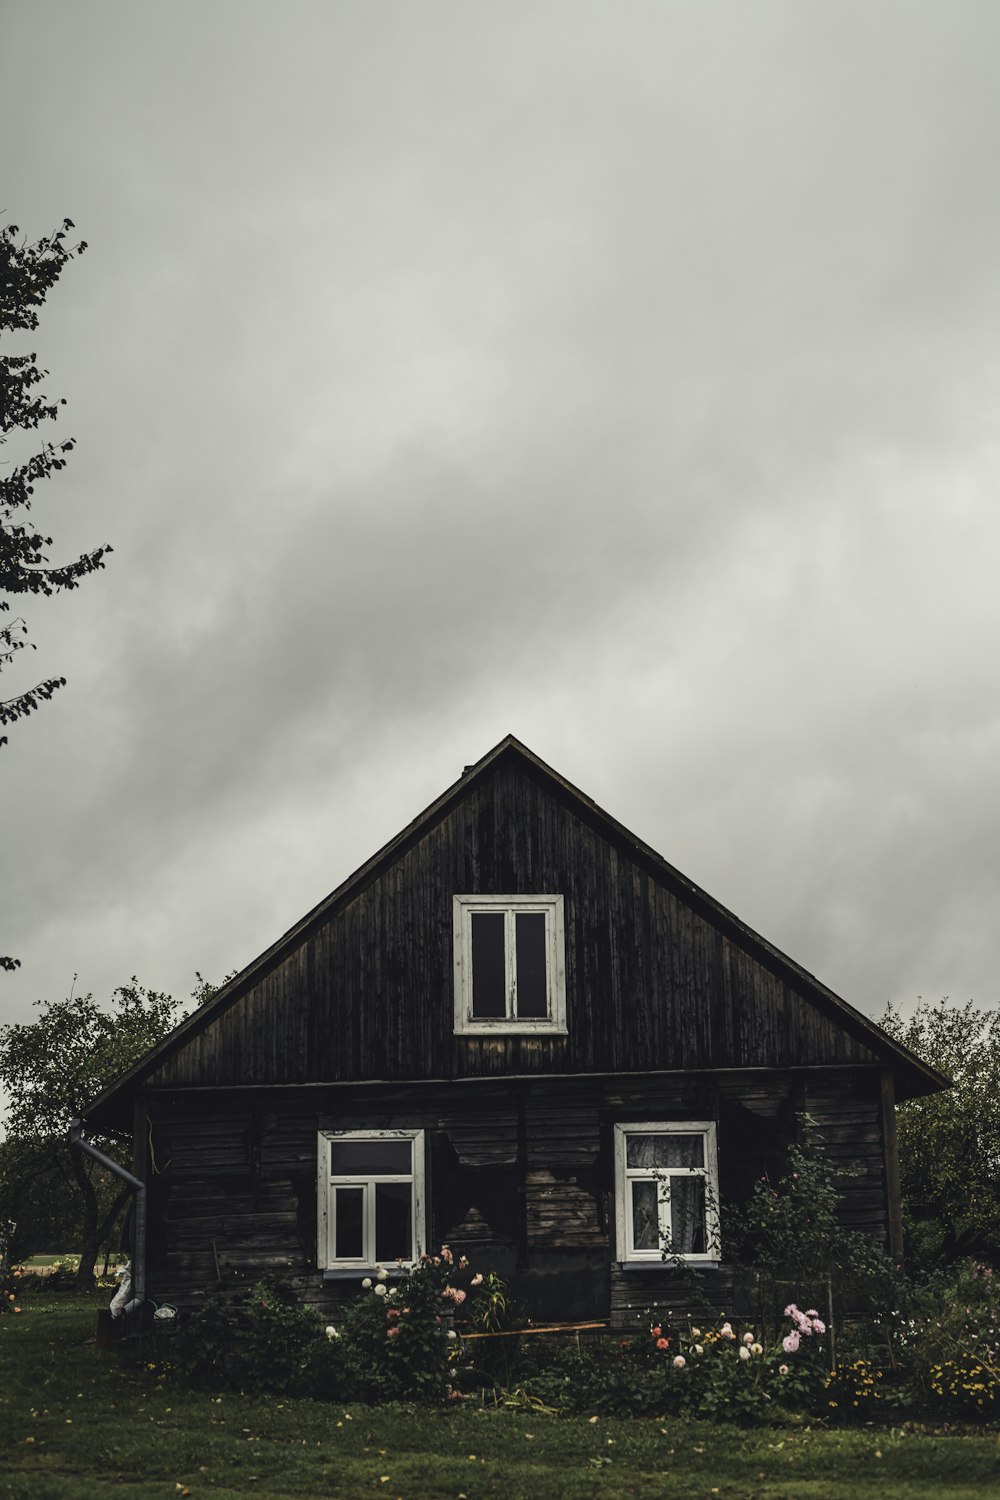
84, 736, 947, 1325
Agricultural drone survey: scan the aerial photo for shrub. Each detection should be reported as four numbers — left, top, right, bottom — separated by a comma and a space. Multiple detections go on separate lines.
889, 1258, 1000, 1419
516, 1343, 675, 1417
175, 1278, 329, 1395
722, 1124, 909, 1338
37, 1260, 86, 1295
823, 1358, 886, 1421
925, 1352, 1000, 1420
510, 1306, 831, 1424
334, 1245, 480, 1402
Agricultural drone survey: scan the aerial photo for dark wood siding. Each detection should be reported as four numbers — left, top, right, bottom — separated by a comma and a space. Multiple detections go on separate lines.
148, 764, 879, 1090
144, 1067, 889, 1326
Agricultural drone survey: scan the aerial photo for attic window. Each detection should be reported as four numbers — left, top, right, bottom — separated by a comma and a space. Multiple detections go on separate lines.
453, 895, 567, 1035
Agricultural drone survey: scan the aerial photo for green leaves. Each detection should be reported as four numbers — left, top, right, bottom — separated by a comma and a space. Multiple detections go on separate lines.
880, 998, 1000, 1269
0, 219, 111, 752
0, 981, 180, 1268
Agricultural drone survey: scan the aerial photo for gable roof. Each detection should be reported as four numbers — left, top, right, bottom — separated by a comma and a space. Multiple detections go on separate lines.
85, 735, 949, 1128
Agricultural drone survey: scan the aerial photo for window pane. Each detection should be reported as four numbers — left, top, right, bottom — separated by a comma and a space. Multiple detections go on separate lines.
631, 1179, 660, 1251
375, 1182, 412, 1263
471, 911, 507, 1017
514, 911, 548, 1018
334, 1186, 364, 1260
329, 1139, 412, 1175
626, 1133, 704, 1169
669, 1176, 707, 1255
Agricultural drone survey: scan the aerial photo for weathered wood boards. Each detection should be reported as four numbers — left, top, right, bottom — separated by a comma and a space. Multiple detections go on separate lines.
86, 738, 946, 1327
142, 1068, 890, 1324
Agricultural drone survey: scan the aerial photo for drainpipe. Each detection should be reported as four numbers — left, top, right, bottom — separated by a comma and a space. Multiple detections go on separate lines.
68, 1119, 146, 1314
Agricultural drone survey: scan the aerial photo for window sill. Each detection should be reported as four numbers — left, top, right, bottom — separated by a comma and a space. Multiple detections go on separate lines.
322, 1268, 376, 1282
617, 1260, 722, 1271
454, 1023, 569, 1037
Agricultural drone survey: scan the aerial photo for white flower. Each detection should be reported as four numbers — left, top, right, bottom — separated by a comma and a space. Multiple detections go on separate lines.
739, 1345, 751, 1361
672, 1355, 686, 1369
742, 1332, 754, 1346
362, 1278, 372, 1290
325, 1325, 340, 1340
779, 1363, 789, 1376
690, 1327, 701, 1339
693, 1344, 704, 1356
376, 1267, 388, 1282
751, 1343, 763, 1356
388, 1287, 397, 1297
447, 1328, 457, 1340
374, 1283, 387, 1297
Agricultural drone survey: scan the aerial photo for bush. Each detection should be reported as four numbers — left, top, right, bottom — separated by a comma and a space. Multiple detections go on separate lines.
162, 1254, 1000, 1423
176, 1278, 329, 1395
509, 1306, 831, 1424
333, 1245, 482, 1402
822, 1359, 886, 1421
925, 1352, 1000, 1420
174, 1248, 492, 1404
36, 1259, 86, 1294
889, 1258, 1000, 1419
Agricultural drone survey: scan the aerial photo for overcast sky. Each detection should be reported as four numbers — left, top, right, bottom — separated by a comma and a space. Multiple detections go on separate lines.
2, 2, 999, 1082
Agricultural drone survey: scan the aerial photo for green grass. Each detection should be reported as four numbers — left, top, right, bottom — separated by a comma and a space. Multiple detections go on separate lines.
1, 1295, 997, 1499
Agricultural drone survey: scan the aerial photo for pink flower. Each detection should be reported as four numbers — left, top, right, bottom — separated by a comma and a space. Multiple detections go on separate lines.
656, 1337, 669, 1350
782, 1332, 800, 1354
442, 1286, 467, 1305
386, 1325, 400, 1338
650, 1326, 662, 1338
742, 1332, 754, 1346
470, 1273, 484, 1287
812, 1318, 826, 1334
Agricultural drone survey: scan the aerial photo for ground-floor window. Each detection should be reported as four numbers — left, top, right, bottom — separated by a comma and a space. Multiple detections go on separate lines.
317, 1128, 425, 1270
613, 1121, 719, 1263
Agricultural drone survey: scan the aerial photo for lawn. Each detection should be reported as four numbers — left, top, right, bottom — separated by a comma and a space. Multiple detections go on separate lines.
1, 1294, 997, 1499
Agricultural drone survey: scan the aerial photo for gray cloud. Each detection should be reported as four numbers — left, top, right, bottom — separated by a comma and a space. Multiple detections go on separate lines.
3, 2, 1000, 1090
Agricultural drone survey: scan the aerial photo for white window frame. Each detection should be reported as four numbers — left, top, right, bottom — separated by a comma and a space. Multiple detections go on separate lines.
453, 894, 567, 1035
316, 1128, 425, 1271
614, 1121, 720, 1265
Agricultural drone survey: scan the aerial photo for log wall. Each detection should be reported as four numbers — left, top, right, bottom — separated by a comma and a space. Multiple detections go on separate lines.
143, 1068, 890, 1326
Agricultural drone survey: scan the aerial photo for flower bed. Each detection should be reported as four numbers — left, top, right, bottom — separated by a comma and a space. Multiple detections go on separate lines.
162, 1252, 1000, 1423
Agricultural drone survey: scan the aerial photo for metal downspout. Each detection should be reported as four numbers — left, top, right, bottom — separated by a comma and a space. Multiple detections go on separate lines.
68, 1119, 146, 1310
